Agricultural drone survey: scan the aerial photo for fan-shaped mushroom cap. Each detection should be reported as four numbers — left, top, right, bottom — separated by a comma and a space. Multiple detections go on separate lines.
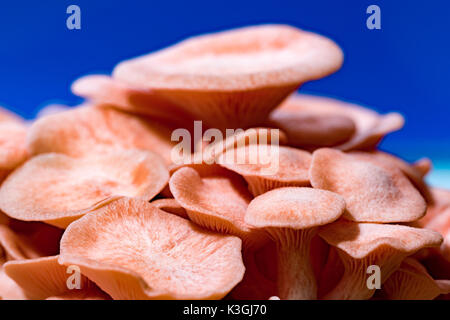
26, 105, 176, 164
350, 150, 432, 202
310, 148, 426, 223
268, 109, 356, 149
59, 197, 245, 300
381, 258, 450, 300
218, 144, 311, 196
0, 112, 28, 181
113, 25, 343, 130
319, 220, 443, 300
0, 149, 168, 228
4, 255, 97, 300
245, 187, 345, 300
0, 268, 25, 300
150, 198, 188, 219
169, 166, 263, 246
72, 75, 193, 125
277, 94, 404, 151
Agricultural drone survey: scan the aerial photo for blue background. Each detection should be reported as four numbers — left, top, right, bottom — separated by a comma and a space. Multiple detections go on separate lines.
1, 1, 449, 186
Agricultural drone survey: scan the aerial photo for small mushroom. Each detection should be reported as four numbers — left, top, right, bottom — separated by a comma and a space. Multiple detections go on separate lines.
0, 149, 168, 228
245, 187, 346, 299
58, 197, 245, 300
218, 144, 312, 196
319, 220, 443, 300
113, 25, 343, 130
310, 148, 426, 223
381, 258, 450, 300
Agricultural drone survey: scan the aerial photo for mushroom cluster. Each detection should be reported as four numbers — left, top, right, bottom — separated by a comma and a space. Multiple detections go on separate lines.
0, 24, 448, 300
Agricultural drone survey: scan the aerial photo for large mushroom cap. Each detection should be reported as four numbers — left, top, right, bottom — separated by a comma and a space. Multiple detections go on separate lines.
309, 148, 426, 223
59, 197, 245, 300
113, 25, 342, 130
0, 149, 168, 228
26, 105, 176, 164
245, 187, 345, 229
114, 25, 342, 91
218, 144, 312, 196
319, 220, 443, 259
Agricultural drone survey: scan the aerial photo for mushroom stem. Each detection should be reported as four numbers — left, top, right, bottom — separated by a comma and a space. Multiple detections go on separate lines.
271, 228, 317, 300
323, 249, 405, 300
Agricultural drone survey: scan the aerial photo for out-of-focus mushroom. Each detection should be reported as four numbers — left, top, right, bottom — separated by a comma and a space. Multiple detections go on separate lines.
59, 197, 245, 300
72, 75, 194, 126
0, 149, 168, 228
267, 110, 356, 149
275, 94, 404, 151
319, 220, 443, 300
113, 25, 343, 130
218, 144, 311, 196
380, 258, 450, 300
26, 104, 176, 164
4, 255, 102, 300
309, 148, 426, 222
245, 187, 346, 299
0, 108, 28, 182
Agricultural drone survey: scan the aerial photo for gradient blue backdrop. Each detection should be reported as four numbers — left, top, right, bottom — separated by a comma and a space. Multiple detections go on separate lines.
1, 1, 449, 185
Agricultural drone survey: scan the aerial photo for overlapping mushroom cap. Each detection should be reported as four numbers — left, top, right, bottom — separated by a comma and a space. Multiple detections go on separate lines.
27, 104, 176, 164
58, 197, 245, 300
113, 25, 343, 130
309, 148, 426, 222
169, 166, 261, 245
0, 107, 28, 182
271, 94, 404, 151
218, 144, 311, 196
319, 220, 443, 299
0, 149, 168, 228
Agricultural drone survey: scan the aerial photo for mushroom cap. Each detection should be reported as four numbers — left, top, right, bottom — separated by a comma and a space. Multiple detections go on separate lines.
218, 144, 311, 196
319, 220, 443, 259
245, 187, 345, 229
0, 149, 168, 228
350, 150, 432, 202
113, 25, 343, 91
278, 94, 404, 151
58, 197, 245, 300
382, 258, 447, 300
4, 255, 94, 300
309, 148, 426, 223
26, 104, 176, 164
169, 166, 256, 240
150, 198, 188, 219
0, 122, 28, 171
0, 222, 62, 260
268, 109, 356, 149
71, 75, 193, 124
